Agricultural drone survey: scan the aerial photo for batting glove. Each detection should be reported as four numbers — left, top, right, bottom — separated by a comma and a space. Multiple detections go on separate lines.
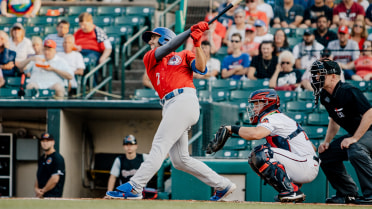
191, 21, 209, 33
191, 29, 203, 47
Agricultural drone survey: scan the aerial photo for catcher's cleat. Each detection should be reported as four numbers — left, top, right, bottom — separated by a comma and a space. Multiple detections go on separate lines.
106, 190, 143, 199
325, 195, 357, 204
277, 190, 306, 203
210, 183, 236, 201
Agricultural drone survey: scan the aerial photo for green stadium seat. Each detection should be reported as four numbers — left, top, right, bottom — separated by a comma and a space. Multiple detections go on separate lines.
0, 88, 19, 98
317, 104, 327, 112
44, 26, 58, 35
250, 138, 267, 148
287, 37, 303, 48
35, 89, 55, 99
214, 150, 239, 158
209, 79, 238, 90
197, 90, 210, 101
103, 25, 134, 42
133, 88, 159, 100
302, 126, 327, 139
193, 79, 208, 90
348, 80, 369, 91
286, 101, 315, 112
106, 33, 122, 67
67, 6, 96, 16
240, 79, 269, 90
114, 16, 146, 30
306, 112, 329, 126
238, 150, 250, 158
226, 100, 248, 113
57, 16, 79, 27
284, 111, 307, 125
38, 6, 66, 16
282, 28, 296, 37
0, 25, 11, 33
97, 6, 125, 16
229, 89, 251, 101
125, 6, 155, 28
210, 89, 229, 101
24, 26, 44, 37
222, 136, 247, 150
364, 92, 372, 103
92, 16, 113, 27
335, 127, 349, 138
25, 16, 57, 26
5, 77, 22, 88
276, 90, 296, 103
297, 91, 314, 101
0, 16, 23, 26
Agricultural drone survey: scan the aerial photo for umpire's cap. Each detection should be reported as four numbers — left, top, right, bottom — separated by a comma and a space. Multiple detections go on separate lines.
123, 135, 137, 145
39, 132, 54, 141
142, 27, 176, 46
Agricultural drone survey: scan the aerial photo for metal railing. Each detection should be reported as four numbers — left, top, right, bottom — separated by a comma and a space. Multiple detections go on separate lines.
81, 57, 112, 100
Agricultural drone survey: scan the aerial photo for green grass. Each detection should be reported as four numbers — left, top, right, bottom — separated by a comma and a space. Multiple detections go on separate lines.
1, 199, 370, 209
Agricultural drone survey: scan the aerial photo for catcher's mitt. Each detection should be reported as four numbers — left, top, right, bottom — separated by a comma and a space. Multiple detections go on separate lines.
205, 126, 232, 154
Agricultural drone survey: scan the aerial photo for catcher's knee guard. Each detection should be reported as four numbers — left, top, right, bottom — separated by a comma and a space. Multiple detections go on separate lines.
248, 144, 296, 194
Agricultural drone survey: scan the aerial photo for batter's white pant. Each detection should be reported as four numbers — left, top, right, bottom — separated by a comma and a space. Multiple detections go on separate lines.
271, 147, 319, 184
131, 88, 232, 192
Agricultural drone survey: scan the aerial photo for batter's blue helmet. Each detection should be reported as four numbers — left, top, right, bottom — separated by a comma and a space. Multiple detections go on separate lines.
142, 27, 176, 46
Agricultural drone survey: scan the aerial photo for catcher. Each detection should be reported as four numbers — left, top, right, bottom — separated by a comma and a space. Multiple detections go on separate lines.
207, 89, 319, 202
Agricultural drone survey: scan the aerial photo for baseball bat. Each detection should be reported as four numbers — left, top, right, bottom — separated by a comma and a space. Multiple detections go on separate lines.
207, 0, 243, 25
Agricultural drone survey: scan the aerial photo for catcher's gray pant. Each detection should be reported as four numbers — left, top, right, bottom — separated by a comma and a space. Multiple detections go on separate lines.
319, 130, 372, 198
130, 88, 232, 192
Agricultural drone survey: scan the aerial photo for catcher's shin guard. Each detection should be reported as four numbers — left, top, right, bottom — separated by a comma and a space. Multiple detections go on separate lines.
248, 144, 296, 194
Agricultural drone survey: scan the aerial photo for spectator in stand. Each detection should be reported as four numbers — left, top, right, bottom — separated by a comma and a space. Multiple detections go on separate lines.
217, 0, 242, 29
365, 4, 372, 27
9, 23, 34, 68
325, 0, 335, 9
23, 40, 74, 99
256, 0, 273, 24
273, 29, 290, 56
248, 40, 278, 80
0, 30, 18, 78
74, 12, 112, 65
194, 41, 220, 80
58, 34, 85, 96
331, 0, 365, 29
272, 0, 304, 28
356, 0, 369, 11
269, 50, 302, 91
350, 18, 367, 50
328, 25, 360, 79
314, 15, 338, 47
253, 19, 273, 44
293, 29, 324, 70
1, 0, 41, 17
223, 8, 246, 46
338, 40, 372, 81
204, 8, 227, 43
241, 25, 260, 58
221, 33, 250, 80
44, 20, 70, 53
302, 0, 333, 28
185, 21, 222, 54
245, 0, 268, 27
30, 36, 43, 57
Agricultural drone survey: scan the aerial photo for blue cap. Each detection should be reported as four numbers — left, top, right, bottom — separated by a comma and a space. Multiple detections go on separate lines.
254, 19, 266, 27
123, 135, 137, 145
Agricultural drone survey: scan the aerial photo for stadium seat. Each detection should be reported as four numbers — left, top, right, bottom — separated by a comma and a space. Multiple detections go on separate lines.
250, 138, 267, 148
214, 150, 239, 158
97, 6, 125, 16
38, 6, 66, 16
229, 89, 251, 102
296, 91, 314, 101
222, 136, 247, 150
0, 88, 19, 99
92, 16, 113, 27
44, 26, 57, 35
103, 25, 134, 42
0, 16, 23, 26
286, 101, 315, 112
57, 16, 80, 27
197, 90, 210, 101
67, 6, 96, 16
24, 26, 44, 37
125, 6, 155, 28
276, 90, 296, 103
302, 126, 327, 140
348, 80, 369, 92
193, 79, 208, 90
25, 16, 57, 26
0, 25, 11, 33
284, 111, 307, 125
114, 16, 145, 30
335, 127, 349, 138
5, 77, 22, 88
209, 79, 238, 90
364, 92, 372, 103
227, 100, 248, 113
35, 89, 55, 99
287, 37, 303, 48
282, 28, 296, 37
133, 88, 159, 100
306, 112, 329, 126
238, 150, 250, 158
240, 79, 269, 90
210, 89, 229, 102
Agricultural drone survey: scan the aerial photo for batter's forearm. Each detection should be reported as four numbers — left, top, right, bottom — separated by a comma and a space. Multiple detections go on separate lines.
194, 47, 207, 72
155, 29, 191, 61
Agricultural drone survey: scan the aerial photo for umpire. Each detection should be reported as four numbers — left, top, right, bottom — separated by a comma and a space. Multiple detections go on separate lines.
34, 133, 65, 198
310, 59, 372, 205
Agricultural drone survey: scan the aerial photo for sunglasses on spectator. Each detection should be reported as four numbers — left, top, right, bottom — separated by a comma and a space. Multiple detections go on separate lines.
281, 62, 291, 65
353, 24, 363, 28
363, 45, 371, 49
231, 40, 241, 43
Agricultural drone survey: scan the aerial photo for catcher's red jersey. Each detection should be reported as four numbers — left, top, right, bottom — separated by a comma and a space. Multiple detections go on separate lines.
143, 48, 196, 99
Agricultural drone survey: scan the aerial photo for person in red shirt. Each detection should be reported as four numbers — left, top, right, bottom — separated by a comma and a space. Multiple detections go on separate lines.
331, 0, 365, 29
106, 23, 236, 201
74, 12, 112, 65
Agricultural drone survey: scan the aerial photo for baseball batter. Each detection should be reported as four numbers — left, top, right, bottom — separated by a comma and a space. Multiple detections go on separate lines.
106, 22, 236, 200
222, 89, 319, 202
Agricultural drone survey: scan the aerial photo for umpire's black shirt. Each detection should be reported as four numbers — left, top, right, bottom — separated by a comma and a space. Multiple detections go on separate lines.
320, 81, 372, 135
37, 151, 65, 197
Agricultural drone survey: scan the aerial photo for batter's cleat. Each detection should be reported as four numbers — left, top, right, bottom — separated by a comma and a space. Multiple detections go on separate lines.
210, 183, 237, 201
105, 190, 143, 199
277, 190, 306, 203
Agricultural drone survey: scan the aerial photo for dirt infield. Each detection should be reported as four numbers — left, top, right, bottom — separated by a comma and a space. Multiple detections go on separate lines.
1, 198, 371, 209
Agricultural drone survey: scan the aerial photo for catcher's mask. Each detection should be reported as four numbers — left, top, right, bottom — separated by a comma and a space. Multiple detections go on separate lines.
310, 59, 341, 104
247, 89, 280, 124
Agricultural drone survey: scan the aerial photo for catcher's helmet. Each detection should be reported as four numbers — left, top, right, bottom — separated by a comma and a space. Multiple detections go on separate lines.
310, 59, 341, 97
247, 89, 280, 124
142, 27, 176, 46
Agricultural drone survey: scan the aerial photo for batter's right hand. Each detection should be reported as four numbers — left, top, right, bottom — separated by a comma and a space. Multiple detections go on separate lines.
191, 21, 209, 33
318, 142, 329, 153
